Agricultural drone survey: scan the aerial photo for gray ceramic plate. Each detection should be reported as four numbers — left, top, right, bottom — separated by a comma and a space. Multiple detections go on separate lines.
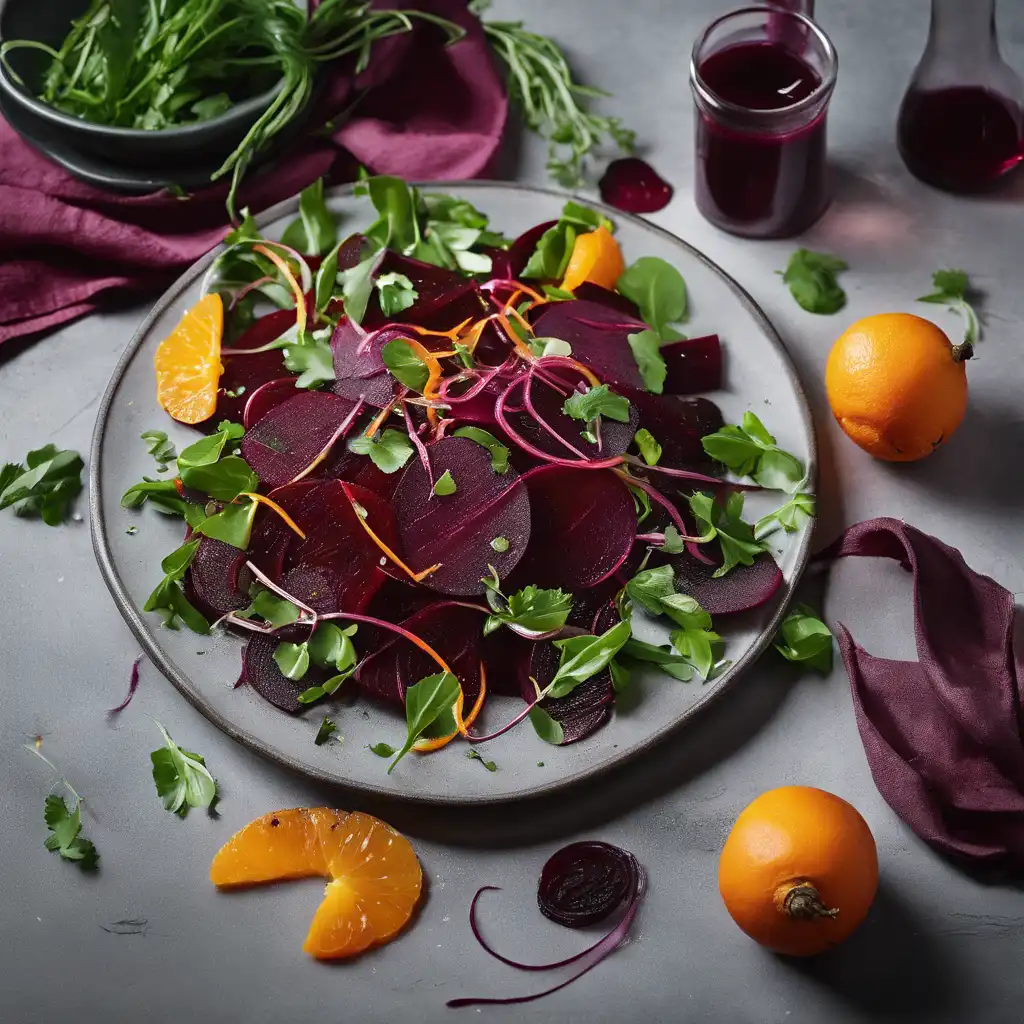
90, 181, 816, 806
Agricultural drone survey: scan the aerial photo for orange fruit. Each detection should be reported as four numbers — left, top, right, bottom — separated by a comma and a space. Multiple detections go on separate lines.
825, 313, 969, 461
719, 786, 878, 957
210, 808, 422, 960
561, 225, 625, 292
154, 292, 224, 424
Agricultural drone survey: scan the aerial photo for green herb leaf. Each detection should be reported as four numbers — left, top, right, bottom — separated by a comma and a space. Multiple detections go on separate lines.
121, 479, 205, 525
315, 239, 343, 315
562, 384, 630, 425
484, 578, 574, 636
280, 178, 338, 256
273, 641, 310, 681
143, 538, 209, 634
368, 742, 396, 758
238, 586, 302, 628
314, 717, 338, 746
918, 268, 980, 346
381, 338, 430, 393
688, 492, 770, 578
0, 445, 83, 525
366, 175, 419, 252
528, 704, 565, 745
348, 428, 414, 474
375, 272, 419, 317
467, 750, 497, 772
338, 249, 381, 326
658, 525, 685, 554
433, 469, 457, 496
283, 331, 336, 389
307, 623, 358, 673
196, 497, 258, 550
388, 671, 461, 773
627, 329, 667, 394
755, 492, 817, 539
542, 285, 576, 301
609, 658, 632, 692
43, 794, 98, 870
452, 426, 510, 474
141, 429, 177, 470
618, 637, 695, 681
490, 536, 510, 553
616, 257, 687, 334
150, 723, 217, 817
701, 412, 805, 492
781, 249, 848, 314
633, 428, 662, 466
522, 202, 611, 279
547, 619, 632, 699
774, 603, 834, 673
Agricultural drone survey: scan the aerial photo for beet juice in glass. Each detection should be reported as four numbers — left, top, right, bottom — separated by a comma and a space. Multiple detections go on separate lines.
690, 6, 838, 238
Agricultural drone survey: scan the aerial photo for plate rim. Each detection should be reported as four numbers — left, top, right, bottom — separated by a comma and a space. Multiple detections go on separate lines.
89, 179, 818, 806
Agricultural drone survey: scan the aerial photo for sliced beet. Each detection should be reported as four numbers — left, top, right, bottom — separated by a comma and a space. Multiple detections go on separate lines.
187, 536, 248, 618
242, 634, 329, 713
330, 321, 406, 409
571, 282, 641, 320
243, 377, 301, 429
356, 601, 486, 708
663, 549, 783, 615
599, 157, 674, 214
515, 466, 636, 591
316, 442, 404, 502
538, 841, 640, 927
280, 565, 343, 614
661, 334, 723, 395
619, 388, 724, 469
481, 627, 535, 698
241, 391, 359, 489
392, 436, 531, 596
376, 250, 485, 331
531, 300, 647, 390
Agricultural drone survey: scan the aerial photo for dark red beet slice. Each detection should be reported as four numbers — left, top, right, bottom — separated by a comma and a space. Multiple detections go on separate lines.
664, 549, 783, 615
316, 442, 404, 502
356, 601, 486, 708
571, 282, 641, 320
538, 841, 640, 927
393, 436, 531, 596
285, 481, 398, 612
524, 638, 614, 745
187, 537, 248, 618
599, 157, 674, 214
515, 466, 636, 591
481, 627, 535, 698
243, 377, 301, 429
242, 634, 329, 713
661, 335, 723, 395
241, 391, 358, 489
531, 301, 647, 390
619, 388, 723, 469
376, 250, 485, 331
506, 220, 557, 280
330, 320, 406, 409
280, 565, 343, 614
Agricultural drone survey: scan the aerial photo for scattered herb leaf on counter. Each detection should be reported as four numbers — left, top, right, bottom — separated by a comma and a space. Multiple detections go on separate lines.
150, 723, 219, 817
141, 430, 177, 471
701, 412, 806, 492
774, 604, 834, 674
44, 794, 99, 870
918, 268, 981, 347
0, 445, 83, 525
780, 249, 848, 314
467, 750, 498, 772
314, 717, 338, 746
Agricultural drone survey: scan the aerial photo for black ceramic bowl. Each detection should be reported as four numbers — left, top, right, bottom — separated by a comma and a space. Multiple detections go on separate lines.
0, 0, 283, 176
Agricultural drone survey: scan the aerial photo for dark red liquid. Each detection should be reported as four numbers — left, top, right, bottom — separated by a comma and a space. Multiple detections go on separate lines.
897, 86, 1023, 193
695, 42, 828, 238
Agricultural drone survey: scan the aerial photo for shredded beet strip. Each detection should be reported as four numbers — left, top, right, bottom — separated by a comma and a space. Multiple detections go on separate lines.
108, 655, 143, 714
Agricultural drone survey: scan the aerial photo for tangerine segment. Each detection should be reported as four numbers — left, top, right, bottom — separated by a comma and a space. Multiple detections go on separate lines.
155, 292, 223, 424
561, 225, 624, 292
210, 808, 422, 961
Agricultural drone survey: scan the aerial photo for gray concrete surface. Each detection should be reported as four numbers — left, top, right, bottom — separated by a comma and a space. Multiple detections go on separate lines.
2, 1, 1024, 1021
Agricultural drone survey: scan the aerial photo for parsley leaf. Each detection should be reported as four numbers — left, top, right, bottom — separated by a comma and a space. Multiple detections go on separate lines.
381, 338, 430, 393
44, 794, 98, 870
918, 268, 980, 347
433, 470, 457, 496
633, 428, 662, 466
627, 329, 667, 394
150, 723, 218, 817
483, 575, 574, 636
453, 426, 510, 474
347, 428, 414, 474
780, 249, 848, 314
141, 430, 177, 471
143, 538, 210, 634
467, 750, 497, 772
388, 671, 462, 773
774, 603, 834, 673
0, 445, 83, 525
755, 492, 817, 539
375, 272, 419, 317
688, 492, 770, 578
562, 384, 630, 425
701, 412, 806, 492
616, 257, 688, 335
314, 717, 338, 746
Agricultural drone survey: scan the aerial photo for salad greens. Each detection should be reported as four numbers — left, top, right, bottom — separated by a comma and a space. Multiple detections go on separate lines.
774, 604, 834, 673
701, 412, 806, 493
918, 269, 981, 348
0, 445, 83, 525
150, 723, 218, 817
780, 249, 848, 314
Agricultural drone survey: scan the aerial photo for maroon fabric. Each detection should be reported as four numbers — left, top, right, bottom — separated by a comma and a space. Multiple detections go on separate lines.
0, 0, 507, 344
822, 517, 1024, 869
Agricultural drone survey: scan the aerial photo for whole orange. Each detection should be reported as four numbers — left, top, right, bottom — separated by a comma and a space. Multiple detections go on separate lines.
718, 786, 878, 957
825, 313, 969, 461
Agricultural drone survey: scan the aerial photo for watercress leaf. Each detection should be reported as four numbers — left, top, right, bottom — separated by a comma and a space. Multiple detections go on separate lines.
627, 330, 667, 394
366, 176, 419, 253
660, 593, 712, 631
218, 421, 245, 441
774, 603, 834, 673
433, 470, 457, 496
670, 625, 720, 679
283, 333, 336, 389
347, 428, 414, 474
238, 586, 301, 628
616, 257, 688, 333
375, 272, 419, 317
380, 339, 430, 393
467, 749, 497, 771
176, 431, 231, 472
0, 445, 83, 524
451, 426, 509, 475
43, 794, 98, 869
150, 723, 217, 817
369, 742, 396, 758
609, 658, 632, 692
196, 498, 257, 550
688, 492, 770, 577
180, 456, 259, 502
273, 641, 310, 681
701, 414, 805, 492
528, 704, 565, 744
755, 491, 817, 539
280, 178, 337, 256
561, 384, 630, 424
160, 538, 201, 579
141, 429, 177, 469
781, 249, 848, 314
314, 717, 337, 746
388, 671, 461, 773
633, 427, 662, 466
307, 623, 357, 673
500, 586, 574, 634
626, 564, 676, 615
547, 619, 632, 699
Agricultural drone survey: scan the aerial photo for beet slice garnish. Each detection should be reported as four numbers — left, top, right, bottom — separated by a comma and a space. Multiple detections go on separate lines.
619, 388, 724, 469
392, 436, 531, 596
330, 321, 407, 410
538, 841, 640, 927
241, 391, 360, 489
598, 157, 674, 214
449, 843, 645, 1008
242, 633, 330, 714
661, 334, 723, 395
661, 547, 783, 615
188, 536, 250, 617
570, 281, 642, 320
242, 377, 301, 429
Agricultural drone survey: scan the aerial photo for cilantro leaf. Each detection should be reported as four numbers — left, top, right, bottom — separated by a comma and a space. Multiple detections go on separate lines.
380, 338, 429, 393
452, 427, 510, 474
755, 492, 817, 539
616, 257, 688, 334
701, 412, 806, 492
546, 619, 632, 699
43, 794, 98, 870
781, 249, 848, 314
314, 717, 338, 746
150, 723, 218, 817
627, 329, 667, 394
347, 428, 414, 474
388, 671, 461, 773
0, 445, 83, 525
141, 430, 177, 471
375, 272, 419, 317
634, 428, 662, 466
688, 492, 770, 578
918, 268, 980, 346
562, 384, 630, 425
433, 470, 457, 496
774, 603, 834, 674
280, 178, 338, 257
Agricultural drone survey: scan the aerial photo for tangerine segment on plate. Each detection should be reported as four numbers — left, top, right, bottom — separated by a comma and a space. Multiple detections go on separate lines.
155, 292, 224, 424
210, 808, 423, 960
561, 225, 625, 293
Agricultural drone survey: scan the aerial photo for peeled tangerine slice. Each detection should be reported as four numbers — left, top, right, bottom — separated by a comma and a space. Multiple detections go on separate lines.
210, 808, 423, 960
155, 292, 223, 424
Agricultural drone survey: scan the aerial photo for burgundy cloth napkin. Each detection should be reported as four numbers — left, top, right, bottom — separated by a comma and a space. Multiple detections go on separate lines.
822, 518, 1024, 870
0, 0, 507, 345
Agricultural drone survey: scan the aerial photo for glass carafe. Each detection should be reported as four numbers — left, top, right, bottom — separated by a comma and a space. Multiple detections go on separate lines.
897, 0, 1023, 192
